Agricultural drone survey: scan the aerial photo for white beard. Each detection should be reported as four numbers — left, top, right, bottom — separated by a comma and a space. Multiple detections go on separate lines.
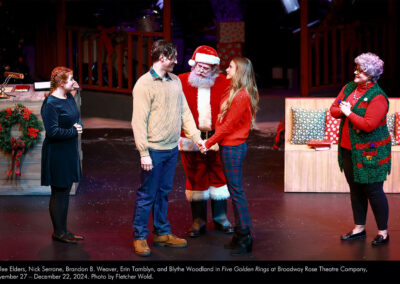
188, 71, 218, 88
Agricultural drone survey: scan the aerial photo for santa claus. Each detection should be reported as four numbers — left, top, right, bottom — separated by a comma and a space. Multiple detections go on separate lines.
178, 46, 233, 237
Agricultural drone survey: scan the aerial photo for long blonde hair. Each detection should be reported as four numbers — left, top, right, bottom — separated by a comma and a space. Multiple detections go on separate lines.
219, 57, 259, 127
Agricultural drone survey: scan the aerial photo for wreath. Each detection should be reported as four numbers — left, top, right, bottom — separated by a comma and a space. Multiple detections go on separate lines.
0, 104, 43, 178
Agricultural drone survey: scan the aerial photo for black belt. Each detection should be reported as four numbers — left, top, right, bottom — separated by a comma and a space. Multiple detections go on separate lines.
200, 130, 215, 140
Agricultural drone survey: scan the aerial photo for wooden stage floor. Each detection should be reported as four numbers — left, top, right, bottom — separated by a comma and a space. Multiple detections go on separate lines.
1, 126, 399, 282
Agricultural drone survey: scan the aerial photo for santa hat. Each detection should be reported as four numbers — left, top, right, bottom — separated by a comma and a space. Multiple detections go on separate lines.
188, 45, 220, 67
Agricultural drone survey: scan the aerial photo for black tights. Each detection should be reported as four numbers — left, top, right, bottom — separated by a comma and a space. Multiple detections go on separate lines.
49, 185, 72, 236
342, 148, 389, 230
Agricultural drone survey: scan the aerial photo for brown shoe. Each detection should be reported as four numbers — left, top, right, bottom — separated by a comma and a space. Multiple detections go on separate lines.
133, 239, 151, 256
153, 234, 188, 248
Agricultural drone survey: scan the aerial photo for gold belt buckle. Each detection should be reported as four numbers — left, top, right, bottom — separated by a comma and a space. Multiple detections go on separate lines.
366, 156, 373, 161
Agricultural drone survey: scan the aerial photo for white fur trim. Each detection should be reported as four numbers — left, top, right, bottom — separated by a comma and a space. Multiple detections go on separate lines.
194, 53, 220, 65
186, 189, 210, 201
178, 137, 199, 151
188, 59, 196, 66
197, 88, 212, 131
210, 185, 230, 200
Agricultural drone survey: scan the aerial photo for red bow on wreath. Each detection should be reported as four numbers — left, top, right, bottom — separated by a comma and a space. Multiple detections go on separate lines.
7, 138, 25, 178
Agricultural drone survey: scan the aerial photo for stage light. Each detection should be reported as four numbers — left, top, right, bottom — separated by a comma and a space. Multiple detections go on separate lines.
281, 0, 300, 14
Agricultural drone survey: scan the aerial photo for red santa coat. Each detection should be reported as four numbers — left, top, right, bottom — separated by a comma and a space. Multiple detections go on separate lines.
178, 72, 230, 201
179, 73, 229, 134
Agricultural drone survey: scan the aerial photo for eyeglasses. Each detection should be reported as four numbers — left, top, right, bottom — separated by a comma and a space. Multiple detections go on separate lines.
195, 64, 212, 72
354, 67, 365, 74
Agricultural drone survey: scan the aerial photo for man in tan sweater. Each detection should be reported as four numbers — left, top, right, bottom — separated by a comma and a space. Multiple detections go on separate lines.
131, 40, 202, 257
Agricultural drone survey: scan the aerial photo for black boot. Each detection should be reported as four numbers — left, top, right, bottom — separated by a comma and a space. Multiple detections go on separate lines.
211, 199, 233, 234
187, 200, 207, 238
224, 227, 240, 249
230, 228, 253, 256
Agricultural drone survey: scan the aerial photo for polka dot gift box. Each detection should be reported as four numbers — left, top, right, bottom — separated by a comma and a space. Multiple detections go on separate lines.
217, 21, 245, 43
395, 112, 400, 144
324, 111, 341, 144
217, 42, 243, 69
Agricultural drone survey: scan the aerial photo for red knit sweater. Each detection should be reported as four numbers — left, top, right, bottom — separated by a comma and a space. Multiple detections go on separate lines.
330, 82, 388, 149
205, 89, 251, 149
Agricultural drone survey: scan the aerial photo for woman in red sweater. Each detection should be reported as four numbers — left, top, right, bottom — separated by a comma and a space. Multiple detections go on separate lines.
202, 57, 259, 255
330, 53, 390, 246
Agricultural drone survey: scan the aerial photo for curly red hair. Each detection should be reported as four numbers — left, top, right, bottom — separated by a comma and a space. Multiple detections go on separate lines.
45, 66, 73, 98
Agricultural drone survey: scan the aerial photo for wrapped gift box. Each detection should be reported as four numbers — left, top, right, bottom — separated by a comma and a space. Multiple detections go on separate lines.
217, 42, 243, 69
307, 139, 332, 149
217, 21, 245, 43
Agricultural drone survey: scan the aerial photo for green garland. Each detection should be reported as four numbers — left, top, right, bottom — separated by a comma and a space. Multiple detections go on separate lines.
0, 104, 43, 153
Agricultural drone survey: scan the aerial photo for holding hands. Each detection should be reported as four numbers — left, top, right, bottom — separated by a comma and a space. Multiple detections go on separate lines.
196, 140, 219, 154
339, 101, 352, 116
196, 140, 207, 154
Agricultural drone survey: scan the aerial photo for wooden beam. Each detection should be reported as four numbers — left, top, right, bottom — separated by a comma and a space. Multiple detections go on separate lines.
300, 0, 309, 97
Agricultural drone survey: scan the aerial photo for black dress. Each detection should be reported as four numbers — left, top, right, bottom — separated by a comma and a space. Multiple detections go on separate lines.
41, 93, 82, 188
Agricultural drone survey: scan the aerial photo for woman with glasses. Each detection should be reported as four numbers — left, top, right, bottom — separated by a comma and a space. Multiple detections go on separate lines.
200, 57, 259, 255
330, 52, 391, 246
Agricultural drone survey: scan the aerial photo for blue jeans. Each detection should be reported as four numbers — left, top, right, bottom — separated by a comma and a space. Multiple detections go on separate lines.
132, 147, 178, 239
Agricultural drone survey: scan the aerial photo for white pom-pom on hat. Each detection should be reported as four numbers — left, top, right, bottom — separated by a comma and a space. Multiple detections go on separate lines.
188, 45, 220, 66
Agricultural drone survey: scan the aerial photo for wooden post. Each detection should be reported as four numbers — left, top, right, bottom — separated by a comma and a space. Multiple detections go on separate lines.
128, 34, 133, 91
78, 30, 83, 85
56, 0, 66, 66
88, 36, 93, 85
137, 36, 143, 77
117, 43, 123, 89
163, 0, 171, 41
300, 0, 309, 97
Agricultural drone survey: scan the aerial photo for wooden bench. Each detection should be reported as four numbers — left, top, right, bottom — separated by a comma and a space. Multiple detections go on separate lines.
284, 97, 400, 193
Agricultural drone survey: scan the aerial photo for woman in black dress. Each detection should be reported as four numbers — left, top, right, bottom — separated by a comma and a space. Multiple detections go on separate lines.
41, 66, 83, 244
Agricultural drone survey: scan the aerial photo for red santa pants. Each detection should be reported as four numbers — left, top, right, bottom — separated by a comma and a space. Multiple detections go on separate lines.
180, 151, 226, 191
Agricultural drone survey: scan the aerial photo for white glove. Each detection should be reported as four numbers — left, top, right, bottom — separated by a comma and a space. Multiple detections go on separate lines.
196, 140, 208, 154
73, 123, 83, 134
339, 101, 352, 116
141, 156, 153, 171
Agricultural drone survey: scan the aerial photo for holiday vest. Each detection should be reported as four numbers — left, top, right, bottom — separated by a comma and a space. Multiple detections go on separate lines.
338, 81, 391, 184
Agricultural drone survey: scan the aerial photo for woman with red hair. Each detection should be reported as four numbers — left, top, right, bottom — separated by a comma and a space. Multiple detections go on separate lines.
41, 66, 83, 244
